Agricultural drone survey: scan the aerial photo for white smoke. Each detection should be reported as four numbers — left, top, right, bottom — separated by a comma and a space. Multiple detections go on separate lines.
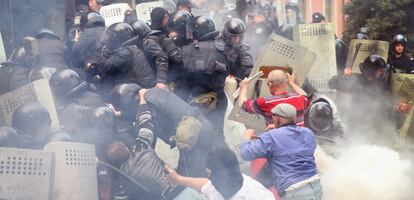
316, 144, 414, 200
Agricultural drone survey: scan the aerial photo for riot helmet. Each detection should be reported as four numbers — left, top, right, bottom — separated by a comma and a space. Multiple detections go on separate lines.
307, 101, 333, 132
176, 0, 192, 12
258, 0, 272, 19
356, 27, 370, 39
0, 126, 20, 148
84, 12, 105, 28
36, 28, 60, 40
49, 69, 87, 98
28, 67, 57, 82
246, 0, 260, 17
100, 22, 133, 50
12, 101, 51, 142
131, 20, 151, 38
170, 10, 193, 40
359, 55, 387, 81
191, 15, 216, 40
285, 2, 298, 11
110, 83, 142, 118
312, 12, 325, 23
392, 34, 407, 45
356, 33, 368, 40
223, 18, 246, 47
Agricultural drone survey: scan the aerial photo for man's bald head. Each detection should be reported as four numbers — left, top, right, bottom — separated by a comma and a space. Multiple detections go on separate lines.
267, 70, 288, 87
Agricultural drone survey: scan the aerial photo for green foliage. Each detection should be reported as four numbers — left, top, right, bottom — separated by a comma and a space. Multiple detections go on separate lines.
344, 0, 414, 49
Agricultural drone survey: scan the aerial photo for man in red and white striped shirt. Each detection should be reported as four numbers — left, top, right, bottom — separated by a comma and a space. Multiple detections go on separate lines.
238, 69, 309, 126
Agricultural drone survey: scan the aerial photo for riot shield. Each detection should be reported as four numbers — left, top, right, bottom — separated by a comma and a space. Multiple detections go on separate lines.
345, 39, 389, 73
0, 79, 60, 131
136, 1, 164, 23
390, 73, 414, 97
248, 33, 316, 98
293, 23, 337, 92
228, 106, 266, 133
0, 147, 53, 200
273, 0, 286, 26
44, 142, 98, 200
0, 32, 6, 63
100, 3, 131, 27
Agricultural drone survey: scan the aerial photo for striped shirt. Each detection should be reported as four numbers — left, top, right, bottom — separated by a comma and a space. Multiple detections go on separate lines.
242, 92, 310, 126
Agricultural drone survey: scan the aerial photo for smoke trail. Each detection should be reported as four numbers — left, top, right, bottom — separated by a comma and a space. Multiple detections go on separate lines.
316, 143, 414, 200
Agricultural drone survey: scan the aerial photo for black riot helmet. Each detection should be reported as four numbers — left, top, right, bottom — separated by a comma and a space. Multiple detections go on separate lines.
170, 10, 193, 38
285, 1, 298, 11
92, 106, 116, 130
49, 69, 87, 98
12, 101, 51, 142
28, 67, 57, 82
246, 0, 260, 17
312, 12, 325, 23
176, 0, 192, 12
191, 16, 216, 40
223, 18, 246, 47
110, 83, 142, 117
84, 12, 105, 28
0, 126, 20, 148
277, 24, 293, 40
101, 22, 134, 50
307, 101, 333, 132
359, 55, 387, 81
36, 28, 60, 40
258, 0, 273, 19
131, 20, 151, 38
392, 34, 407, 46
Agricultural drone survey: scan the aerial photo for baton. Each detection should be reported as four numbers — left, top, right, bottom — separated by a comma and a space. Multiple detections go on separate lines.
233, 71, 264, 99
349, 43, 362, 70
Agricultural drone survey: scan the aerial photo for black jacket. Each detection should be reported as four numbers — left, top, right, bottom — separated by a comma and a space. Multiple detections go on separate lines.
93, 45, 156, 89
36, 37, 68, 69
71, 26, 105, 68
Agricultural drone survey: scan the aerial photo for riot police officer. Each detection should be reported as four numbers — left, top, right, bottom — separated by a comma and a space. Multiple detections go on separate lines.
216, 18, 253, 80
388, 34, 414, 73
312, 12, 326, 23
35, 29, 68, 70
12, 101, 71, 149
182, 15, 229, 141
168, 10, 194, 47
88, 22, 156, 94
335, 38, 347, 75
71, 12, 106, 69
130, 20, 152, 50
144, 7, 182, 89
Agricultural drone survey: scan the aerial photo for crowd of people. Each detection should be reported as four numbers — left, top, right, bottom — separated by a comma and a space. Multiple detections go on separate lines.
0, 0, 413, 199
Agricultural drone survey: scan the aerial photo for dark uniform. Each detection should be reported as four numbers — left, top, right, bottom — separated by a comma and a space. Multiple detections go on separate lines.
35, 29, 68, 70
388, 54, 414, 73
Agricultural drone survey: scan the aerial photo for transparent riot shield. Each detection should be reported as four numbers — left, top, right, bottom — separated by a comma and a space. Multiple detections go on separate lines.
248, 33, 316, 98
0, 148, 53, 200
293, 23, 337, 92
0, 79, 60, 131
136, 1, 164, 23
273, 0, 287, 26
0, 32, 6, 63
44, 142, 98, 200
345, 39, 389, 73
100, 3, 131, 27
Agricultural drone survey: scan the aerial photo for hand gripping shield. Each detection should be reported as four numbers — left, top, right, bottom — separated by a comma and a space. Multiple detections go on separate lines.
44, 142, 98, 200
345, 39, 389, 73
248, 33, 316, 98
0, 79, 60, 131
100, 3, 131, 27
0, 148, 53, 200
293, 23, 337, 92
135, 1, 164, 23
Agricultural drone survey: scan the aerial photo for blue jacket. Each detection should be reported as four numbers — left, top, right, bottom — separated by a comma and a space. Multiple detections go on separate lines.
240, 124, 318, 194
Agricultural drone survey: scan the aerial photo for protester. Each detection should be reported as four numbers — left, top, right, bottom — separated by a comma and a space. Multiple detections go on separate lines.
166, 147, 275, 200
240, 103, 322, 200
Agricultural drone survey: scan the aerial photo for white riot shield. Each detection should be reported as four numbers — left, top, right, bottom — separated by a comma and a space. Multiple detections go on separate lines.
345, 39, 389, 73
248, 33, 316, 98
293, 23, 337, 92
0, 148, 53, 200
136, 1, 164, 23
0, 32, 6, 63
0, 79, 60, 131
44, 142, 98, 200
273, 0, 287, 26
390, 73, 414, 98
100, 3, 131, 27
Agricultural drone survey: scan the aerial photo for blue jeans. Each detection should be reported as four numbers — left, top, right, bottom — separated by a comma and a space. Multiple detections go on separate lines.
282, 180, 323, 200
